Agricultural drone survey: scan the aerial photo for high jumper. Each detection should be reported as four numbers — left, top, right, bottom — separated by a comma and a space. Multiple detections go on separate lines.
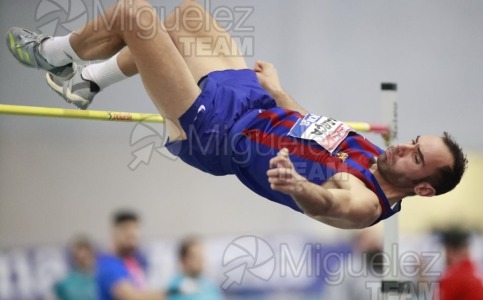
6, 0, 467, 230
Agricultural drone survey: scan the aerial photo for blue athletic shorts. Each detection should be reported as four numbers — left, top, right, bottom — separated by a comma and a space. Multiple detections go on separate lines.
165, 69, 276, 175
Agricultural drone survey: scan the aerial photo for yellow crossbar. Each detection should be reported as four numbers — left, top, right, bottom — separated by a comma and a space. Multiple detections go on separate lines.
0, 104, 389, 134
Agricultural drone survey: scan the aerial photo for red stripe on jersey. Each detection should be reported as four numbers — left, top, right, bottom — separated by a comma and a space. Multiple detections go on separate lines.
354, 134, 381, 155
243, 129, 380, 196
256, 109, 303, 129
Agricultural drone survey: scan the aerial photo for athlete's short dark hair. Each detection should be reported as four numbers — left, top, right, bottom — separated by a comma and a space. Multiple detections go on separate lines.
178, 236, 200, 260
112, 209, 139, 225
70, 235, 95, 251
426, 132, 468, 195
440, 227, 469, 249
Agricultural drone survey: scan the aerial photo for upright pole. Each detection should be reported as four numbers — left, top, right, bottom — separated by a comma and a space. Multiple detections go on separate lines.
380, 83, 407, 299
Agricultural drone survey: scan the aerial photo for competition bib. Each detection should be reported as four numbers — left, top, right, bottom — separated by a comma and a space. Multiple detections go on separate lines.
288, 114, 352, 154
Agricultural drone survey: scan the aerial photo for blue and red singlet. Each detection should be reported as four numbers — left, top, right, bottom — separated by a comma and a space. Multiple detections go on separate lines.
166, 69, 401, 225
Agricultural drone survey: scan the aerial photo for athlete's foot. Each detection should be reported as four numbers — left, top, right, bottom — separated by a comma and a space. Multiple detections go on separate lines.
46, 65, 100, 110
6, 27, 75, 80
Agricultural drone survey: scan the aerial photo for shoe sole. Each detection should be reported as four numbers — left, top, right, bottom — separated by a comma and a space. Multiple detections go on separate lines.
7, 28, 76, 81
45, 69, 91, 110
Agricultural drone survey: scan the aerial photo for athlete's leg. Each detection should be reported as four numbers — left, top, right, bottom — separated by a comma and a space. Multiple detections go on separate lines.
63, 0, 201, 139
46, 0, 249, 111
36, 4, 128, 65
165, 0, 248, 82
80, 0, 249, 90
37, 0, 249, 119
116, 47, 138, 77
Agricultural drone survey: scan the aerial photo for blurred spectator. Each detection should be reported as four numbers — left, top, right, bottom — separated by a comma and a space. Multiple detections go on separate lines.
167, 237, 224, 300
54, 235, 97, 300
321, 228, 384, 300
437, 228, 483, 300
96, 209, 166, 300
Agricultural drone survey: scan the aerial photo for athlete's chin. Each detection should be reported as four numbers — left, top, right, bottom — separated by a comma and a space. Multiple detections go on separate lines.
118, 246, 137, 257
376, 154, 389, 171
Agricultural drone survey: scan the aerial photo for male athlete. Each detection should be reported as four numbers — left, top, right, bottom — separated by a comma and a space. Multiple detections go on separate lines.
6, 0, 467, 229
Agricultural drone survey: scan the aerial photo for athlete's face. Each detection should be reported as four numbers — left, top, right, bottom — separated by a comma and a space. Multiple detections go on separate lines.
377, 135, 453, 196
112, 220, 140, 257
72, 244, 95, 271
181, 242, 205, 278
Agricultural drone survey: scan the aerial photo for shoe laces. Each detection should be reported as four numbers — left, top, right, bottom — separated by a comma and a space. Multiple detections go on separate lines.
14, 31, 46, 50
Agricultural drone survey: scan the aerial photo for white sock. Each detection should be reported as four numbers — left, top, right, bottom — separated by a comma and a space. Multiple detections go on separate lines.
40, 33, 82, 66
81, 53, 129, 90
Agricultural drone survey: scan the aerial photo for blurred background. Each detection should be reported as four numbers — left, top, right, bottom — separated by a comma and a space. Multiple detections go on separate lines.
0, 0, 482, 299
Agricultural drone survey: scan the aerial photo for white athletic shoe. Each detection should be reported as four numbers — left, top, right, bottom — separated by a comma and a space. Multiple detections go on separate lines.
6, 27, 75, 80
46, 66, 100, 110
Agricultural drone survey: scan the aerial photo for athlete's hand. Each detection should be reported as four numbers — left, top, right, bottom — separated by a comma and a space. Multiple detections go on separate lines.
254, 60, 283, 94
267, 148, 306, 194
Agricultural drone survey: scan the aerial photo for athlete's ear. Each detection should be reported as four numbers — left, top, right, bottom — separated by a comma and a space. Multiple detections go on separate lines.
414, 182, 436, 197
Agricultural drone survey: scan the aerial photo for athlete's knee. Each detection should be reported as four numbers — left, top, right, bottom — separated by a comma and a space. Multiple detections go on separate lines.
166, 0, 207, 34
116, 0, 164, 39
119, 0, 155, 24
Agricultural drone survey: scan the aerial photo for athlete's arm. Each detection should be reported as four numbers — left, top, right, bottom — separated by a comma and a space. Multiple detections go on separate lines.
111, 280, 166, 300
112, 279, 197, 300
254, 60, 308, 115
112, 281, 166, 300
267, 149, 381, 229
